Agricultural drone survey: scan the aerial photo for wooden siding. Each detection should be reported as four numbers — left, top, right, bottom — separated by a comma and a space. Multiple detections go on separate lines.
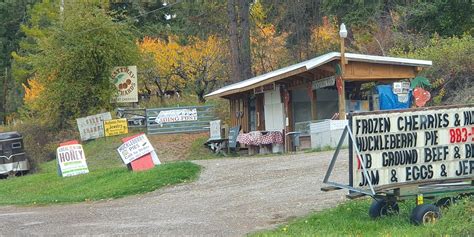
344, 61, 417, 80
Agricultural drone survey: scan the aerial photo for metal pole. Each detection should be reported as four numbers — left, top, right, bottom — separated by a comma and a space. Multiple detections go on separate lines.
2, 68, 8, 124
60, 0, 64, 19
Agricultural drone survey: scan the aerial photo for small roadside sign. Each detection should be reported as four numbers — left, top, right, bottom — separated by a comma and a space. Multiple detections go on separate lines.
104, 118, 128, 137
117, 134, 154, 165
57, 143, 89, 177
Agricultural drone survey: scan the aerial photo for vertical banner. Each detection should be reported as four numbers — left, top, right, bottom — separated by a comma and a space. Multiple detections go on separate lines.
76, 112, 112, 141
111, 66, 138, 103
209, 120, 222, 140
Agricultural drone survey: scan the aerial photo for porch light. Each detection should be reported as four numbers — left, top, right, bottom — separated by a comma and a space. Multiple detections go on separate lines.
339, 23, 348, 38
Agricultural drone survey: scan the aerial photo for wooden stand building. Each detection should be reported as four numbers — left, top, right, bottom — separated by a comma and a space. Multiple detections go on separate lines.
205, 52, 432, 152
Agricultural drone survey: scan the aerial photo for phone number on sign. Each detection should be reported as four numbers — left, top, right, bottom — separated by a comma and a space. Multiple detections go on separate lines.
449, 127, 474, 143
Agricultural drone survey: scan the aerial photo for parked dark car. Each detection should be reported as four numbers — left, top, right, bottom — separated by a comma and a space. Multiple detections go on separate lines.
0, 132, 29, 178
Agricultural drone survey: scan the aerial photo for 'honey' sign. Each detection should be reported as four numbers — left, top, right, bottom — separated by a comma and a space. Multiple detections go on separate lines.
350, 104, 474, 190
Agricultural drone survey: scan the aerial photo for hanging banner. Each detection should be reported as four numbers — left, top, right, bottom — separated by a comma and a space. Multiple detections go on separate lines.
154, 108, 198, 124
117, 134, 155, 164
104, 118, 129, 137
351, 104, 474, 190
111, 66, 138, 103
57, 144, 89, 177
77, 112, 112, 141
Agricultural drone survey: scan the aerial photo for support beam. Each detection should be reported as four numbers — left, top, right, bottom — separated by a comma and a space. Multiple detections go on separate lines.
338, 38, 347, 120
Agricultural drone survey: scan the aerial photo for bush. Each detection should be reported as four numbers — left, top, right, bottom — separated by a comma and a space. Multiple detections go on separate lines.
1, 118, 78, 172
390, 34, 474, 105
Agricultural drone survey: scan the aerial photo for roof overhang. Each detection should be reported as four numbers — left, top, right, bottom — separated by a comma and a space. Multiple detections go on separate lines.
205, 52, 432, 98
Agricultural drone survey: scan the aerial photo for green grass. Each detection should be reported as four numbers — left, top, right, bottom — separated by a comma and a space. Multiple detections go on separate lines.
186, 136, 227, 160
252, 197, 474, 236
0, 134, 201, 205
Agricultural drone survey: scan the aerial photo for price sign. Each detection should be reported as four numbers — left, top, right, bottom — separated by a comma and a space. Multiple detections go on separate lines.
350, 105, 474, 190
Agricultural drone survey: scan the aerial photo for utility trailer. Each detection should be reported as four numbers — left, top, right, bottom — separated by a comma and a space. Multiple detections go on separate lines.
0, 131, 29, 178
322, 104, 474, 225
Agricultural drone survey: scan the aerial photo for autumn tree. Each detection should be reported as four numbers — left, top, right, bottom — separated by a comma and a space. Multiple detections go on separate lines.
17, 3, 138, 128
309, 16, 339, 55
175, 36, 228, 103
138, 36, 185, 102
250, 0, 290, 75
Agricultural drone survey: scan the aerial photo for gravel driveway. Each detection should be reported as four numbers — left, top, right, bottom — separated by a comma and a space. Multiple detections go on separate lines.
0, 150, 348, 236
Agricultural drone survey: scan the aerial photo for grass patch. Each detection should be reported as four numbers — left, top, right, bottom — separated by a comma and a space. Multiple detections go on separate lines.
252, 197, 474, 236
0, 134, 201, 205
186, 136, 226, 160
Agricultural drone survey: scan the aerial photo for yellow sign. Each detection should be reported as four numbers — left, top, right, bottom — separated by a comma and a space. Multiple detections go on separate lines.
104, 118, 128, 137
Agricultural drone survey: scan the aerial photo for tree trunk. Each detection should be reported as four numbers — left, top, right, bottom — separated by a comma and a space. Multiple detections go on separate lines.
227, 0, 252, 83
227, 0, 241, 83
238, 0, 252, 80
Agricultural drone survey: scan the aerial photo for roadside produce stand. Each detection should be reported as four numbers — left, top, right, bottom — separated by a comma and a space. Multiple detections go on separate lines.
322, 104, 474, 225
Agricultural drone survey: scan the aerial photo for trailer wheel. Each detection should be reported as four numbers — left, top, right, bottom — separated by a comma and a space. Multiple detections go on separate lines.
369, 199, 399, 218
410, 204, 441, 225
435, 197, 453, 208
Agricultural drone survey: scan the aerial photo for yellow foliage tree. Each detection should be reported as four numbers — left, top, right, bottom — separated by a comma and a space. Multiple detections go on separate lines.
138, 36, 185, 101
309, 16, 339, 55
250, 1, 290, 75
22, 73, 54, 114
176, 35, 228, 103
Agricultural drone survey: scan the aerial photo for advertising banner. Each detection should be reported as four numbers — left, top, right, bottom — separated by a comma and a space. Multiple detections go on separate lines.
111, 66, 138, 103
77, 112, 112, 141
117, 134, 155, 164
104, 118, 129, 137
351, 105, 474, 190
57, 144, 89, 177
154, 108, 198, 124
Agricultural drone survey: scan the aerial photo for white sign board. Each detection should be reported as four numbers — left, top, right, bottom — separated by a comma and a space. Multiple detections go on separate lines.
111, 66, 138, 103
57, 144, 89, 177
76, 112, 112, 141
154, 108, 198, 124
209, 120, 221, 140
351, 105, 474, 189
117, 134, 155, 164
312, 76, 336, 90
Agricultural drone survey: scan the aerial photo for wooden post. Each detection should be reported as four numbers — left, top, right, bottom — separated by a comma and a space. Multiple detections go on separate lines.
311, 89, 317, 120
338, 38, 347, 120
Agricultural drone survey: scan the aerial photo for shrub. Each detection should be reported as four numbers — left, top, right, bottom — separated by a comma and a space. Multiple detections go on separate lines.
1, 118, 78, 172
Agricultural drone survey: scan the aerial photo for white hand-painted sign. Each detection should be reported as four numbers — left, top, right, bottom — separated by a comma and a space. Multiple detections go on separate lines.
57, 144, 89, 177
209, 120, 221, 140
351, 105, 474, 189
76, 112, 112, 141
117, 134, 155, 164
154, 108, 198, 124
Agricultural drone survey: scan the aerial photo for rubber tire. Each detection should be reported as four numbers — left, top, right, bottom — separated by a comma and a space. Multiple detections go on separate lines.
435, 197, 453, 208
369, 199, 399, 219
410, 204, 441, 225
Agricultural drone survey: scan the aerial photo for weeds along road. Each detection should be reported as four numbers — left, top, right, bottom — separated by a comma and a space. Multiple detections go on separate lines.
0, 150, 348, 236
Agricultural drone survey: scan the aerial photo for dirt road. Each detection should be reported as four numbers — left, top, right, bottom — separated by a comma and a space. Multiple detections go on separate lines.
0, 151, 348, 236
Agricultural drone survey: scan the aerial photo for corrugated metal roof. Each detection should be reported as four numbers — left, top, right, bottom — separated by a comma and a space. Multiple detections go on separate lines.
205, 52, 432, 98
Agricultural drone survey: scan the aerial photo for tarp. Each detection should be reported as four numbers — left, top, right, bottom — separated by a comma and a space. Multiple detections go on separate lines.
376, 85, 411, 110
